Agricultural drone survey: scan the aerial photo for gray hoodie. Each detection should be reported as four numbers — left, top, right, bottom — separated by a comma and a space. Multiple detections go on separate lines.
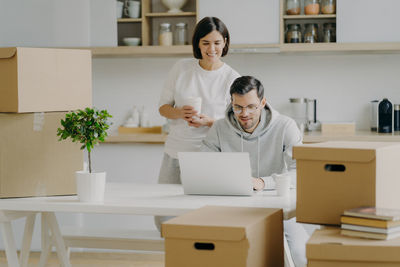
201, 102, 302, 189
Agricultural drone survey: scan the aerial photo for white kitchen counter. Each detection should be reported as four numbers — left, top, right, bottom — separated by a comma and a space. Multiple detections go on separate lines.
103, 131, 400, 144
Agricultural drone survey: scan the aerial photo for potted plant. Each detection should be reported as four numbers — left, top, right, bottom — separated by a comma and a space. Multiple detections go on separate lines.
57, 107, 112, 202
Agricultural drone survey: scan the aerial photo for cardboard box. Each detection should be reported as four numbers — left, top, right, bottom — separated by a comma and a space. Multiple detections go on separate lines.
307, 227, 400, 266
0, 47, 92, 113
0, 112, 82, 198
162, 206, 283, 267
293, 141, 400, 225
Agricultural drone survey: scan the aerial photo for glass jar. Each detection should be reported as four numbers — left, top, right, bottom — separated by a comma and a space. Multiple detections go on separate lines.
321, 0, 336, 14
323, 23, 336, 42
304, 0, 320, 15
286, 24, 302, 43
159, 23, 173, 46
286, 0, 300, 15
304, 23, 319, 43
174, 22, 188, 45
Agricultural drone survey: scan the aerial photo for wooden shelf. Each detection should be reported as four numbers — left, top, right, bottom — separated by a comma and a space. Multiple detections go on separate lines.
280, 0, 337, 45
283, 14, 336, 19
91, 45, 192, 57
118, 18, 142, 23
87, 42, 400, 57
145, 12, 196, 17
103, 133, 167, 144
280, 43, 400, 53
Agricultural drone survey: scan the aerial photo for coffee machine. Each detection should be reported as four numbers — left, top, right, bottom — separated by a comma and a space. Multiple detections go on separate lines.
378, 98, 393, 133
289, 98, 320, 132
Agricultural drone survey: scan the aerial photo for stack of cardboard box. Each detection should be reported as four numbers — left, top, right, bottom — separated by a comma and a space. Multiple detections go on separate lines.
0, 47, 92, 198
162, 206, 284, 267
293, 141, 400, 266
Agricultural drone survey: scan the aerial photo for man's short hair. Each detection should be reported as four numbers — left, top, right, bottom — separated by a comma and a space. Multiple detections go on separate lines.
192, 17, 230, 59
230, 76, 264, 100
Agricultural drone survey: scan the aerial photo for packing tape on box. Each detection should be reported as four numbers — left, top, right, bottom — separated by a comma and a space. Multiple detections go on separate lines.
33, 112, 45, 131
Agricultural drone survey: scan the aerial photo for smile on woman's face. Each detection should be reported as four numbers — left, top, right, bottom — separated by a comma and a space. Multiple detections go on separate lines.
198, 30, 225, 64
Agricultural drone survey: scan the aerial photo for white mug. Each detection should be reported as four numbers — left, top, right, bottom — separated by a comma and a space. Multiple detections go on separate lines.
273, 173, 291, 197
116, 1, 124, 18
126, 0, 141, 18
183, 97, 202, 119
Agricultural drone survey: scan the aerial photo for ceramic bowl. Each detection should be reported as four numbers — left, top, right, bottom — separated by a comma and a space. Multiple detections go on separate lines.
161, 0, 187, 13
123, 37, 141, 46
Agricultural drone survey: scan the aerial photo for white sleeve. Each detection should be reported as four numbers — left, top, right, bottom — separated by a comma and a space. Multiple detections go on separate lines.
224, 68, 241, 105
158, 60, 181, 107
261, 119, 302, 190
283, 119, 303, 188
200, 123, 222, 152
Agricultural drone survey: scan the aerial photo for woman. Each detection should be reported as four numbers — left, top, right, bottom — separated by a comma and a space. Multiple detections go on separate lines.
158, 17, 240, 184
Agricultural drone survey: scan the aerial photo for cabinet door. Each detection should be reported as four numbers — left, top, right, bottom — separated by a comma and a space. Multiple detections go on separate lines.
89, 0, 117, 46
0, 0, 91, 47
198, 0, 280, 44
337, 0, 400, 43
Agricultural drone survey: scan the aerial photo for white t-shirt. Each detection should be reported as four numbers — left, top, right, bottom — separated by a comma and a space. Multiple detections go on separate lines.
159, 58, 240, 158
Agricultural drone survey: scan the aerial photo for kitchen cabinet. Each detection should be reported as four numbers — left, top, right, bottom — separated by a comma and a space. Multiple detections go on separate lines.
337, 0, 400, 43
0, 0, 92, 47
89, 0, 400, 56
197, 0, 280, 44
280, 0, 337, 45
90, 0, 118, 46
117, 0, 197, 46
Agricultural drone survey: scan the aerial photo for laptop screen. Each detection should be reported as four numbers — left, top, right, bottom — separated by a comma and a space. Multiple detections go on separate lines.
178, 152, 253, 196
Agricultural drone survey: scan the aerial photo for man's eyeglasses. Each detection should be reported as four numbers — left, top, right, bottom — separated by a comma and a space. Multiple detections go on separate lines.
232, 103, 261, 114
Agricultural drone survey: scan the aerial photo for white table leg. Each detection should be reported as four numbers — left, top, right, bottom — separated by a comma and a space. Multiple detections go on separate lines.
38, 242, 51, 267
44, 212, 71, 267
20, 213, 36, 267
38, 213, 51, 267
0, 221, 20, 267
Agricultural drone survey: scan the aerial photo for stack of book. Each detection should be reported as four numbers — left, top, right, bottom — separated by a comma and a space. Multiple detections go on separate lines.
340, 206, 400, 240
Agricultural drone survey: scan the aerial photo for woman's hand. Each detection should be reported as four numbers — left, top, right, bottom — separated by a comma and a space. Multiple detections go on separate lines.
180, 105, 198, 122
252, 178, 265, 191
187, 114, 215, 128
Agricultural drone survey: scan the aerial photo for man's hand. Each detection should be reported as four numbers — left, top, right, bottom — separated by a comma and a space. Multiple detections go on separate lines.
252, 178, 265, 191
187, 114, 214, 128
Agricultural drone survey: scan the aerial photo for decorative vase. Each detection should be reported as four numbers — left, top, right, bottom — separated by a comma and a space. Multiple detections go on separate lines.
161, 0, 188, 13
75, 171, 106, 202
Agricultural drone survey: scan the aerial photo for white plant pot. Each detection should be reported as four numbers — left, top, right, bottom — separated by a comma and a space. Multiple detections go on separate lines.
76, 171, 106, 203
161, 0, 187, 13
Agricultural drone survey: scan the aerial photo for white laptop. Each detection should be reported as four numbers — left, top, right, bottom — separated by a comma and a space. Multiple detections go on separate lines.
178, 152, 253, 196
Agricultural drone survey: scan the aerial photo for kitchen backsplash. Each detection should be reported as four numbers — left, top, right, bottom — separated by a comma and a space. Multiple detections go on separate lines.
93, 53, 400, 133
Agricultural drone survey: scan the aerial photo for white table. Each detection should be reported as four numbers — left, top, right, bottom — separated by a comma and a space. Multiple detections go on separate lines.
0, 183, 296, 267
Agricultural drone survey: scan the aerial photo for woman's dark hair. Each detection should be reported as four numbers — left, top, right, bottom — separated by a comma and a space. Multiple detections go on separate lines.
192, 17, 230, 59
230, 76, 264, 100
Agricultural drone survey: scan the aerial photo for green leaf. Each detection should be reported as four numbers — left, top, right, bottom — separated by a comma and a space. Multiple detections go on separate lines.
57, 107, 112, 168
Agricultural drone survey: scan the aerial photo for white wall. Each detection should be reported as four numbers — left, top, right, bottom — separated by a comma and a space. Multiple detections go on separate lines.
93, 53, 400, 135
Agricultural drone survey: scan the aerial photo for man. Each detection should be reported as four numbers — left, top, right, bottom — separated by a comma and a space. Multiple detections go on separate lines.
201, 76, 309, 267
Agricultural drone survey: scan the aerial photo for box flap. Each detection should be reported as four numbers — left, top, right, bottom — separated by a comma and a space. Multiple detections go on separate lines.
307, 228, 400, 262
0, 47, 17, 59
293, 141, 400, 162
162, 206, 280, 241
